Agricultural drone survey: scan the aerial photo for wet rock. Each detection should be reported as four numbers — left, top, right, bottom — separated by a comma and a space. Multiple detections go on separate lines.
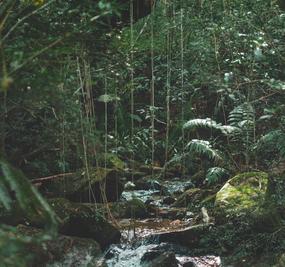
124, 198, 149, 218
135, 178, 162, 190
124, 181, 136, 190
141, 250, 163, 262
162, 196, 176, 205
141, 251, 178, 267
104, 246, 121, 260
158, 208, 186, 220
134, 178, 170, 196
184, 181, 195, 191
48, 198, 121, 248
214, 172, 268, 223
151, 224, 211, 248
145, 198, 155, 205
182, 262, 195, 267
172, 188, 214, 208
38, 167, 124, 203
185, 211, 194, 218
14, 224, 102, 267
109, 198, 150, 219
1, 198, 121, 248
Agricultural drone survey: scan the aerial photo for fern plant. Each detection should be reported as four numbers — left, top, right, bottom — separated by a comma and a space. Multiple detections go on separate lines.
183, 118, 240, 136
206, 167, 230, 185
255, 130, 285, 167
171, 103, 256, 184
228, 103, 255, 128
186, 139, 223, 164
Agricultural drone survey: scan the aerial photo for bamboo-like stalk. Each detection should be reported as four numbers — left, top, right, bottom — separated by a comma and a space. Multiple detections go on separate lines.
150, 0, 156, 175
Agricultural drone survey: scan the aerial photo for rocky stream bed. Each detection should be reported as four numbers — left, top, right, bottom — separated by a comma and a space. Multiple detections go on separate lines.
2, 164, 285, 267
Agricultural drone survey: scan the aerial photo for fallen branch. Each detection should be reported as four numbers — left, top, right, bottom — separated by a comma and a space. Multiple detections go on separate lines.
31, 172, 74, 184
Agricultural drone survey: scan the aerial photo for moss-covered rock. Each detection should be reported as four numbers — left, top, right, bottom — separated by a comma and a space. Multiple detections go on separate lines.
98, 153, 125, 170
171, 188, 214, 208
49, 198, 121, 248
214, 172, 269, 222
111, 198, 149, 219
0, 198, 121, 248
0, 224, 102, 267
38, 167, 124, 202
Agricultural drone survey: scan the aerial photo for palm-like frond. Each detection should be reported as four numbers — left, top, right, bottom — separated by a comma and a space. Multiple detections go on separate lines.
256, 130, 285, 158
183, 118, 240, 136
206, 167, 229, 185
0, 158, 58, 234
186, 139, 223, 163
228, 103, 255, 127
183, 118, 219, 130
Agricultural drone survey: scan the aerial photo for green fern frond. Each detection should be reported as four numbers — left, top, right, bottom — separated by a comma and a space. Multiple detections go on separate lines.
228, 103, 255, 127
0, 158, 58, 234
206, 167, 229, 185
257, 130, 285, 158
0, 178, 12, 210
183, 118, 219, 130
186, 139, 223, 163
183, 118, 240, 135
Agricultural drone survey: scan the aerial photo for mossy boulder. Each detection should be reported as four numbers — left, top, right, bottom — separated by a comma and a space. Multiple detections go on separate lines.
214, 172, 269, 222
38, 167, 124, 202
97, 153, 125, 170
48, 198, 121, 248
171, 188, 214, 208
104, 198, 149, 219
0, 198, 121, 248
0, 224, 102, 267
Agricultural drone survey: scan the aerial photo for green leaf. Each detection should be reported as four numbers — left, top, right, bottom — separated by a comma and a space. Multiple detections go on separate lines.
97, 94, 120, 103
0, 158, 58, 235
186, 139, 223, 163
206, 167, 229, 185
183, 118, 240, 136
0, 178, 12, 210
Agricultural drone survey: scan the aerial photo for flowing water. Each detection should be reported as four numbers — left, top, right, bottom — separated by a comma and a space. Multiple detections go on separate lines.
99, 181, 222, 267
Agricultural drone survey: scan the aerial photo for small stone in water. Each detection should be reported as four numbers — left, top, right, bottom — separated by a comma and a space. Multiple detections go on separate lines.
186, 211, 194, 218
162, 196, 176, 205
182, 262, 195, 267
124, 181, 136, 190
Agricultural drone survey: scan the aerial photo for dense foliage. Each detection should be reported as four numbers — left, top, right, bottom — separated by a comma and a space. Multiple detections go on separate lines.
0, 0, 284, 265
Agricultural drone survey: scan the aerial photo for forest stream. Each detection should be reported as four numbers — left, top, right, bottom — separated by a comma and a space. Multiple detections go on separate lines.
97, 178, 222, 267
1, 1, 285, 266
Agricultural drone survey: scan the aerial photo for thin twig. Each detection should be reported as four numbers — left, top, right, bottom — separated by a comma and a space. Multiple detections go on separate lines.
9, 37, 63, 75
1, 0, 56, 43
